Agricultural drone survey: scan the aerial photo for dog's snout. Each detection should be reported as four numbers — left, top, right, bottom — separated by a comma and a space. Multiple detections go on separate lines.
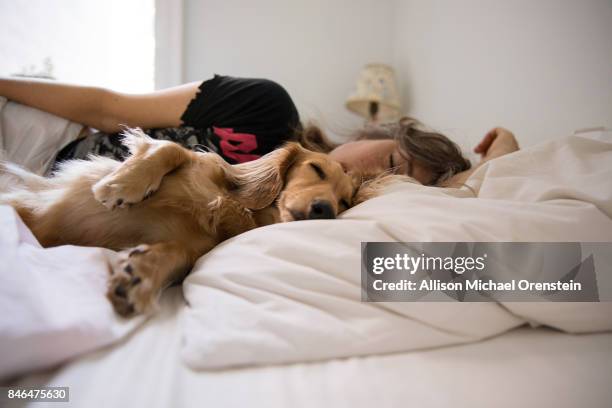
307, 200, 335, 220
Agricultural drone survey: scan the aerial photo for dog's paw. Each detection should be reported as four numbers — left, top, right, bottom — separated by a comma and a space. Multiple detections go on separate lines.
93, 175, 160, 210
107, 245, 158, 317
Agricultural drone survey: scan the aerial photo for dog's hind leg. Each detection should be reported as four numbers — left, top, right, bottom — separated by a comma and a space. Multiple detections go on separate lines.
106, 239, 212, 317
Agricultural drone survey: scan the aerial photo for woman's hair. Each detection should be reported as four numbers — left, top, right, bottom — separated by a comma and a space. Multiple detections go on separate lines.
295, 117, 471, 185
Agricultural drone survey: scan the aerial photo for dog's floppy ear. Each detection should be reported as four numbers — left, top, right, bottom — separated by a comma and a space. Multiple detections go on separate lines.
296, 124, 335, 153
224, 142, 305, 210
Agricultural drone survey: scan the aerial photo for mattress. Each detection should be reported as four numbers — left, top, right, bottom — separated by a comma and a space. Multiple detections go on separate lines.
9, 287, 612, 408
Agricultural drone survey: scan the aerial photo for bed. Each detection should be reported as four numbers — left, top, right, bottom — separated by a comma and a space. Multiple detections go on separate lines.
8, 287, 612, 408
1, 102, 611, 407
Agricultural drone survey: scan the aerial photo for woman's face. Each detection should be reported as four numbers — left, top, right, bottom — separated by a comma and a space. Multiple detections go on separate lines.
328, 139, 434, 184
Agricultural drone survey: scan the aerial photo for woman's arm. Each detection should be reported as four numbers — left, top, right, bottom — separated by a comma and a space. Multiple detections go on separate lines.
440, 127, 520, 188
0, 77, 201, 133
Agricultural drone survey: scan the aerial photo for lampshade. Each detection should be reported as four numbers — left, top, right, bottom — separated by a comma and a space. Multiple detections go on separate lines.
345, 63, 402, 121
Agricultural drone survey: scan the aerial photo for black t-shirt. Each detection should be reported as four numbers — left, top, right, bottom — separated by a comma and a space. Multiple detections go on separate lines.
53, 75, 301, 167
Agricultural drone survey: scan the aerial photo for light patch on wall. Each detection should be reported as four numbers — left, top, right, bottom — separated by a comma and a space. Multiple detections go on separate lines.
0, 0, 155, 93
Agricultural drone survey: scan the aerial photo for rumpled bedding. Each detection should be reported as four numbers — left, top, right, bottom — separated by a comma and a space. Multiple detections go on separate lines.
1, 113, 610, 378
180, 131, 612, 369
0, 101, 147, 380
0, 206, 145, 380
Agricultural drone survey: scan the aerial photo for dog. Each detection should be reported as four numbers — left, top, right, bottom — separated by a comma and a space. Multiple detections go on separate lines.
0, 128, 357, 317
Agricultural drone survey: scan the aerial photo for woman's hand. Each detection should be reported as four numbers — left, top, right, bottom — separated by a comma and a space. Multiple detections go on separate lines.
438, 127, 519, 188
474, 127, 520, 163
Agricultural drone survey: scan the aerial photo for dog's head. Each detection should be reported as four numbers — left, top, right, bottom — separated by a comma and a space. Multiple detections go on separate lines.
226, 142, 356, 221
277, 146, 355, 221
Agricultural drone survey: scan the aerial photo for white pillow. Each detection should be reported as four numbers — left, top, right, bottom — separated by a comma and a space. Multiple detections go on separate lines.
0, 97, 83, 175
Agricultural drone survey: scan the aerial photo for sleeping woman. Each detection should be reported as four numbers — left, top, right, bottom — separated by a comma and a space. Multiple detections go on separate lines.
0, 75, 519, 187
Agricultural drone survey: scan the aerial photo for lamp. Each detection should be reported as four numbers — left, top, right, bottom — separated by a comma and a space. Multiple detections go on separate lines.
345, 63, 402, 123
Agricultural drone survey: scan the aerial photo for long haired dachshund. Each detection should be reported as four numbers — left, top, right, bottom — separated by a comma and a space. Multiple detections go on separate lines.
0, 128, 357, 316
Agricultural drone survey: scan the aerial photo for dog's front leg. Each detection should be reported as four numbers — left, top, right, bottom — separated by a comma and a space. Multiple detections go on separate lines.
92, 129, 194, 209
106, 240, 206, 317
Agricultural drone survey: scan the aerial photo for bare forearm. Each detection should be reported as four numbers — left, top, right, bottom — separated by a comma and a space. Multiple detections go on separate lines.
0, 77, 120, 132
0, 77, 198, 133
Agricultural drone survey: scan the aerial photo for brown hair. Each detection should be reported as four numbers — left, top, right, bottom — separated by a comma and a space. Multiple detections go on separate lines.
295, 117, 471, 185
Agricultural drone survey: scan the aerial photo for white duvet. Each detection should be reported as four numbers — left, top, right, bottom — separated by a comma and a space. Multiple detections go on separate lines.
181, 131, 612, 369
1, 127, 611, 378
0, 206, 145, 380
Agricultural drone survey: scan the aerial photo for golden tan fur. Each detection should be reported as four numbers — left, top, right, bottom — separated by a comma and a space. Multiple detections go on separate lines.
0, 128, 356, 317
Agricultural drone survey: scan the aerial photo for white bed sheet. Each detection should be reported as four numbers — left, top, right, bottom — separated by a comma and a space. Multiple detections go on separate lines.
11, 288, 612, 408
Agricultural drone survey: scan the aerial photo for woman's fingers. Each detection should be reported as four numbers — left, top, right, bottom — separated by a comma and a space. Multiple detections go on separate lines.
474, 127, 519, 162
474, 129, 498, 154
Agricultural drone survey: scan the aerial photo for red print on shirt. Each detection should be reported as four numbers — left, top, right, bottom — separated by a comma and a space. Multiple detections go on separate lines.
213, 126, 261, 163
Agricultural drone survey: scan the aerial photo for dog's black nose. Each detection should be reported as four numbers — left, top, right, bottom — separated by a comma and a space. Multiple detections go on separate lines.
307, 200, 335, 220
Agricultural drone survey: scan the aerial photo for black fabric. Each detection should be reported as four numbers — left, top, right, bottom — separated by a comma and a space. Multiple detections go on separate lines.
180, 75, 301, 163
53, 75, 301, 167
52, 127, 209, 171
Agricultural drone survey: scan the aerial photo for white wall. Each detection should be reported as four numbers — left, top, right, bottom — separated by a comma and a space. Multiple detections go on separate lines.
182, 0, 612, 147
183, 0, 395, 139
392, 0, 612, 147
0, 0, 155, 93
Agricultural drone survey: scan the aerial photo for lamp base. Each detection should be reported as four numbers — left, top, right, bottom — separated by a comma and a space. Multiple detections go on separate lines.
368, 101, 379, 124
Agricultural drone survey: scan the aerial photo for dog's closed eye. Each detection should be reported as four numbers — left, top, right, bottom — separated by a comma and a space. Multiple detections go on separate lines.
309, 163, 326, 180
